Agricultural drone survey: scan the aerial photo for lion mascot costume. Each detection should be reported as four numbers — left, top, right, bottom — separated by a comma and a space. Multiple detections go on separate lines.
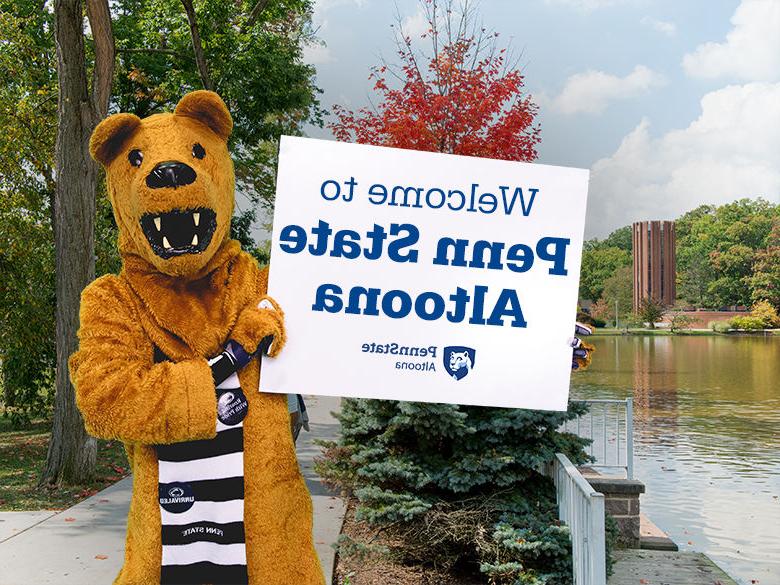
70, 90, 325, 585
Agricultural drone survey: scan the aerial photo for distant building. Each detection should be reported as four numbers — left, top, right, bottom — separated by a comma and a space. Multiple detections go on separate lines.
632, 220, 676, 311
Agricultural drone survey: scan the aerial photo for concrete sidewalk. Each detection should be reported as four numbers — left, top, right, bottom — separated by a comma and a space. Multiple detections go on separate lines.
0, 394, 345, 585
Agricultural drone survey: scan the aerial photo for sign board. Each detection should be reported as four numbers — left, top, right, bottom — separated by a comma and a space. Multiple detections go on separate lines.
260, 136, 589, 411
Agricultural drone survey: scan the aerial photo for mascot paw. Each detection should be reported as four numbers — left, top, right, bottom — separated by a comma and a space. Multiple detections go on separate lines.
229, 295, 286, 358
571, 322, 595, 371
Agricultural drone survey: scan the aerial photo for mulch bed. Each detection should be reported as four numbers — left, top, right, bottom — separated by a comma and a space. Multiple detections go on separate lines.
333, 497, 482, 585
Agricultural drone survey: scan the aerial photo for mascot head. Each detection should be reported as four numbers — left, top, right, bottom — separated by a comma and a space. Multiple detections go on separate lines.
90, 90, 234, 277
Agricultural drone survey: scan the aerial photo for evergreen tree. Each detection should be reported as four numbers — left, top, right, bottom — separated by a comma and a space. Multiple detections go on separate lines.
318, 399, 591, 583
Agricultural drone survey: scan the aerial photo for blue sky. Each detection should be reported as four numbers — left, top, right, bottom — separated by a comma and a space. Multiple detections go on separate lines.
301, 0, 780, 238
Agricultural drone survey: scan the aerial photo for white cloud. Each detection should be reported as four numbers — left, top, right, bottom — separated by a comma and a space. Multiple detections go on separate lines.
307, 0, 368, 64
303, 42, 333, 65
550, 65, 667, 114
401, 8, 429, 38
544, 0, 630, 11
587, 82, 780, 237
640, 16, 676, 36
682, 0, 780, 82
311, 0, 367, 24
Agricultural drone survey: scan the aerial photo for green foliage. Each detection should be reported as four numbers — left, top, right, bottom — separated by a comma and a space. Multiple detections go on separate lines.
676, 199, 779, 308
668, 312, 696, 333
750, 300, 780, 328
0, 1, 57, 423
111, 0, 321, 211
0, 0, 320, 423
728, 315, 765, 330
747, 219, 780, 310
636, 297, 666, 329
580, 201, 779, 313
579, 246, 631, 302
317, 399, 594, 583
709, 321, 731, 334
595, 266, 633, 325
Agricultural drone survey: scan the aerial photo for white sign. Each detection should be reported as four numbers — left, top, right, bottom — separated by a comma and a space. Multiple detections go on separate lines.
261, 136, 589, 411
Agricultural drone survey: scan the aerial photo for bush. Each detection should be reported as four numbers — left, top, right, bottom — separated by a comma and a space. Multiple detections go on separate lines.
709, 321, 731, 333
728, 315, 765, 330
751, 300, 780, 328
317, 399, 599, 583
668, 313, 696, 333
636, 297, 666, 329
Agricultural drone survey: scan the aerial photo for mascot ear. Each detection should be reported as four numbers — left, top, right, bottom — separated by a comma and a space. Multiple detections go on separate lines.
174, 90, 233, 142
90, 113, 142, 167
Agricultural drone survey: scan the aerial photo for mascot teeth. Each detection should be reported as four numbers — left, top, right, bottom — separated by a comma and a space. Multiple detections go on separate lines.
140, 207, 217, 259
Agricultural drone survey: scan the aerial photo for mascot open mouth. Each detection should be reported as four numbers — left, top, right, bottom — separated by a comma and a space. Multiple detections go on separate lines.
139, 208, 217, 259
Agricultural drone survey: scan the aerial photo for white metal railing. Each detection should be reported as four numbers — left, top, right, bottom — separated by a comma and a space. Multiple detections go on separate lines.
563, 398, 634, 479
546, 453, 607, 585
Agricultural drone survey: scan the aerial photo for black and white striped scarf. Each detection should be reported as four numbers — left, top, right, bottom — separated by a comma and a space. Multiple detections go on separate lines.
155, 350, 249, 585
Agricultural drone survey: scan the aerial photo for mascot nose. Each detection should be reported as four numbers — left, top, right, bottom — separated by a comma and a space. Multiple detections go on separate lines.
146, 161, 197, 189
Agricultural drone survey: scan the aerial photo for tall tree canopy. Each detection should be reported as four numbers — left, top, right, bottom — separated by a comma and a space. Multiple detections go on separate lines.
0, 0, 321, 445
579, 200, 779, 312
676, 198, 779, 308
330, 0, 540, 161
112, 0, 322, 212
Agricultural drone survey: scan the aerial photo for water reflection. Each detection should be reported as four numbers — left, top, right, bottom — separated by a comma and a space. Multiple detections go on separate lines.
572, 336, 780, 585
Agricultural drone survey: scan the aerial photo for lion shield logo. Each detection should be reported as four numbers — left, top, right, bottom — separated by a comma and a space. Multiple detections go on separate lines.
443, 346, 476, 381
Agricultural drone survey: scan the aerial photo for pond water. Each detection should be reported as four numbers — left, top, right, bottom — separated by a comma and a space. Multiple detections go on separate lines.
571, 335, 780, 585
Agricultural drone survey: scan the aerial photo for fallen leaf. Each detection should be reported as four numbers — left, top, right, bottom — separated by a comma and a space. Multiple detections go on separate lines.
95, 555, 108, 560
640, 580, 649, 584
64, 517, 76, 522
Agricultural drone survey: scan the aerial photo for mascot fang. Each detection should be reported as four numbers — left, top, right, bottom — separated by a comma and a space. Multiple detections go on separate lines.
70, 90, 325, 585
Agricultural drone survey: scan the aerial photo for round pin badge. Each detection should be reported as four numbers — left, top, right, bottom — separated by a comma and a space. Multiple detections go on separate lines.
159, 482, 195, 513
217, 388, 248, 426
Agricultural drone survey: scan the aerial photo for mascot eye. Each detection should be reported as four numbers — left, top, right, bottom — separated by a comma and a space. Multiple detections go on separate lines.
128, 149, 143, 167
192, 143, 206, 159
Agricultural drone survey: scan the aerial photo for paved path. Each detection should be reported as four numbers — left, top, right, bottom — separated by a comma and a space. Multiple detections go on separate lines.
0, 394, 344, 585
608, 549, 738, 585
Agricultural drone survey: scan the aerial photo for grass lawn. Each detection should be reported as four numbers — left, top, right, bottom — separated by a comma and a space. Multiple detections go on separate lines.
591, 328, 721, 337
0, 416, 129, 511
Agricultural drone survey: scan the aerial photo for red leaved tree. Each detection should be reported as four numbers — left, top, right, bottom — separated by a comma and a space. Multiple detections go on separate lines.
330, 0, 541, 162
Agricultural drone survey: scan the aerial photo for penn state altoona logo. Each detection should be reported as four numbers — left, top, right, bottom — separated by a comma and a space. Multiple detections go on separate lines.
443, 346, 476, 381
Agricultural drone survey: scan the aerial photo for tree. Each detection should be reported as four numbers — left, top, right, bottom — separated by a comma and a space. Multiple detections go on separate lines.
324, 3, 597, 581
0, 1, 58, 421
317, 400, 591, 583
636, 296, 666, 329
675, 199, 779, 308
579, 246, 631, 302
111, 0, 322, 213
598, 265, 633, 326
41, 0, 115, 486
330, 0, 540, 161
0, 0, 321, 480
668, 313, 695, 333
750, 299, 780, 329
748, 219, 780, 310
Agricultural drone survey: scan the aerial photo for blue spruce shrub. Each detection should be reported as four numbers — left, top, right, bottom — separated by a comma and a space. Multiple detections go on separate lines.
317, 399, 593, 583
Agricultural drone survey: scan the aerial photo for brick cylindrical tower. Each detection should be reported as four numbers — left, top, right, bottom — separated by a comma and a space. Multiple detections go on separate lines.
632, 220, 676, 312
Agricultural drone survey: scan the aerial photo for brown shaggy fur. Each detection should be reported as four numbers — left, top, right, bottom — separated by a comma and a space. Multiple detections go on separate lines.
70, 91, 324, 585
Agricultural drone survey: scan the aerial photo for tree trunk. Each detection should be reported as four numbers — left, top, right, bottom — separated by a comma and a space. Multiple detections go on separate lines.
181, 0, 213, 90
42, 0, 114, 486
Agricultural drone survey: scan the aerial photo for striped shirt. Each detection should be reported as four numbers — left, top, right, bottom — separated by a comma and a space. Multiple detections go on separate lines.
155, 350, 249, 585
